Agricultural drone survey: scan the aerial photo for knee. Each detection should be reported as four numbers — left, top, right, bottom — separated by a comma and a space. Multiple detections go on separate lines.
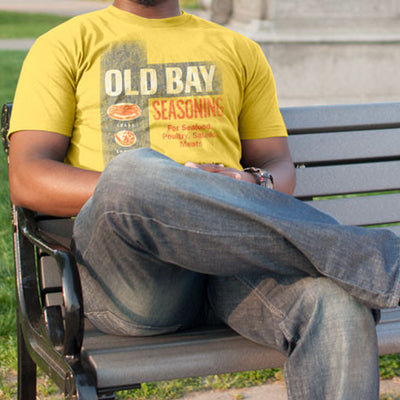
90, 148, 169, 214
309, 278, 369, 316
100, 148, 164, 186
286, 278, 376, 347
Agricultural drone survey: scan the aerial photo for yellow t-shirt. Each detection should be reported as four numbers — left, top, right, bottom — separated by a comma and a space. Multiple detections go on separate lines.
10, 6, 287, 172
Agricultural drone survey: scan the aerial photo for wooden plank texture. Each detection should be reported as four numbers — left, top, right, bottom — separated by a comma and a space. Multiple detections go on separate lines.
288, 128, 400, 165
303, 193, 400, 226
293, 161, 400, 198
282, 102, 400, 134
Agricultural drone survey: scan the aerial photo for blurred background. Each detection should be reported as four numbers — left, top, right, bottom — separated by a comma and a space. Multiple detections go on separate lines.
1, 0, 400, 398
203, 0, 400, 107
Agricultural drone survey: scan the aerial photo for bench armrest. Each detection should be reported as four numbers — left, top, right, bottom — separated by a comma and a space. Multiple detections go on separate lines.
16, 206, 84, 357
1, 103, 12, 154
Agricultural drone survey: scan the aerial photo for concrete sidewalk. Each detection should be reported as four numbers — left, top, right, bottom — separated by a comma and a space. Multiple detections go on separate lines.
180, 378, 400, 400
180, 382, 288, 400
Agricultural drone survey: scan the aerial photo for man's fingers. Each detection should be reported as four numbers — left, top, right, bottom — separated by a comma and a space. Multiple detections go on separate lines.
217, 169, 243, 180
184, 161, 200, 168
184, 162, 225, 172
184, 163, 255, 183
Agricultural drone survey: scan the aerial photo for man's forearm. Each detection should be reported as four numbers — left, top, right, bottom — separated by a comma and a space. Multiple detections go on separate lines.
241, 137, 296, 196
8, 130, 101, 217
9, 158, 100, 217
260, 159, 296, 195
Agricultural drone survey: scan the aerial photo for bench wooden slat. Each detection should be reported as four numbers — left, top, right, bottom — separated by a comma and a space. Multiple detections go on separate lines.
282, 102, 400, 134
288, 128, 400, 165
377, 316, 400, 355
81, 326, 286, 389
40, 256, 61, 289
40, 256, 63, 307
293, 160, 400, 198
379, 308, 400, 324
303, 194, 400, 226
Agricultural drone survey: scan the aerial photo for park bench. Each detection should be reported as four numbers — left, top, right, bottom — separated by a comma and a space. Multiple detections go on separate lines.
2, 101, 400, 400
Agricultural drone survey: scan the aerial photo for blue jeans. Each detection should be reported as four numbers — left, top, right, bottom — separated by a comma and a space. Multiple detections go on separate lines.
73, 148, 400, 399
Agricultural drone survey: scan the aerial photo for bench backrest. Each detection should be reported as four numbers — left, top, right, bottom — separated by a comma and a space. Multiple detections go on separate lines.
284, 102, 400, 234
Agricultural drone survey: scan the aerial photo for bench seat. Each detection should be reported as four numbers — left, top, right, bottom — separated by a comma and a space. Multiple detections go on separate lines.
81, 311, 400, 393
82, 324, 285, 390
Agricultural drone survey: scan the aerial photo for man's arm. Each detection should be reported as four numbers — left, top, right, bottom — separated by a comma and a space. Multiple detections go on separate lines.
9, 130, 100, 217
241, 136, 296, 195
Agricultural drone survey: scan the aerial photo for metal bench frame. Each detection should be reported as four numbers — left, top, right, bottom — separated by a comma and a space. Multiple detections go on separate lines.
2, 101, 400, 400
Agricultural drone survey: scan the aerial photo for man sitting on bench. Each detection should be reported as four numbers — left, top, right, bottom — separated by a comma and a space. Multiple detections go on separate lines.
7, 0, 400, 399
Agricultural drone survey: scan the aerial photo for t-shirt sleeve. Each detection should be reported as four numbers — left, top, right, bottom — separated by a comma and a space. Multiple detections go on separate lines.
239, 42, 287, 140
9, 34, 76, 138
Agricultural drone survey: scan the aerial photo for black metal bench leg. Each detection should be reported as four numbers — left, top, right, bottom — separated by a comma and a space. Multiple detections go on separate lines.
17, 318, 37, 400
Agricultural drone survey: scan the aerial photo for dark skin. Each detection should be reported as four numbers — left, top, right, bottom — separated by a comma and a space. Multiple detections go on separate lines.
8, 0, 296, 217
113, 0, 180, 18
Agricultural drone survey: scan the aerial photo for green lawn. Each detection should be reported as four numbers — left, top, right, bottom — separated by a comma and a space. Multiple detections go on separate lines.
0, 51, 26, 338
0, 0, 199, 40
0, 47, 24, 398
0, 11, 69, 39
180, 0, 201, 9
0, 50, 27, 101
1, 8, 400, 400
0, 1, 199, 39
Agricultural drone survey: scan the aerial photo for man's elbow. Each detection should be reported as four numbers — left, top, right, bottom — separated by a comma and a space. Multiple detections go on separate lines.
8, 172, 33, 209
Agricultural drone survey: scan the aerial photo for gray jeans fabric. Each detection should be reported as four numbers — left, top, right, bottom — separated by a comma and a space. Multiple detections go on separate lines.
73, 148, 400, 400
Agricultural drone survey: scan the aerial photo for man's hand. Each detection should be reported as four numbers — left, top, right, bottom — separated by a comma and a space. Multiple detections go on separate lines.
184, 162, 257, 184
184, 136, 296, 195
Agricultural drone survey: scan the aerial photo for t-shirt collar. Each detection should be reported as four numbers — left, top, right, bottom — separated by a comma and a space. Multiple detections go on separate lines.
107, 5, 191, 28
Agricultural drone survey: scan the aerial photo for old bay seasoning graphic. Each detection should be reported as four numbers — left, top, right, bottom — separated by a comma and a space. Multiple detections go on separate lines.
101, 41, 223, 165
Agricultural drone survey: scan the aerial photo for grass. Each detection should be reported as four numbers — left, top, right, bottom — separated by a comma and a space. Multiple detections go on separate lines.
0, 50, 27, 102
0, 51, 25, 398
0, 12, 70, 39
1, 8, 400, 400
179, 0, 201, 9
0, 1, 200, 40
0, 50, 26, 342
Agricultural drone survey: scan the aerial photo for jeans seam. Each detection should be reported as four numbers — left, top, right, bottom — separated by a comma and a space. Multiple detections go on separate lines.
80, 211, 109, 261
236, 275, 285, 319
104, 210, 278, 237
234, 274, 294, 353
80, 210, 272, 270
284, 364, 295, 400
81, 209, 285, 265
389, 256, 400, 307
